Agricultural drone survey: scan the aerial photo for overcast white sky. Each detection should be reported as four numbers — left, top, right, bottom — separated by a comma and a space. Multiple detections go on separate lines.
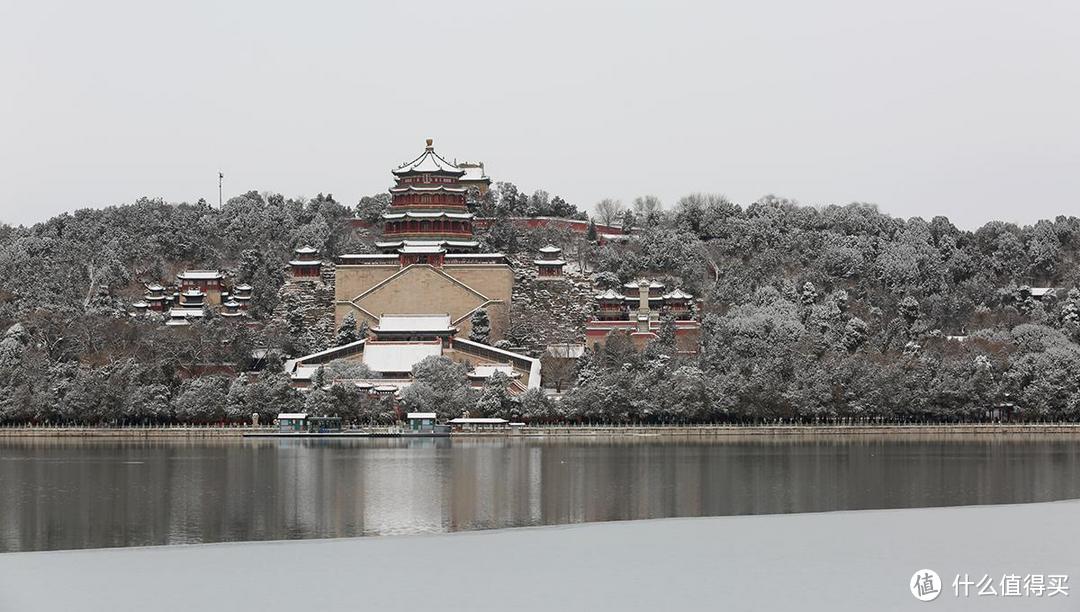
1, 0, 1078, 229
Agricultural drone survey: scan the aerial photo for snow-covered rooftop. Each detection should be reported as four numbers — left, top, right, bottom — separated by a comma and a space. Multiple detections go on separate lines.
468, 364, 519, 379
362, 341, 443, 373
596, 289, 625, 301
294, 246, 318, 254
374, 314, 453, 333
145, 283, 165, 292
277, 413, 308, 420
624, 279, 666, 290
663, 289, 694, 300
392, 140, 466, 177
448, 418, 509, 424
168, 308, 204, 319
539, 244, 562, 254
445, 253, 506, 259
177, 270, 222, 280
407, 412, 437, 420
399, 245, 446, 255
339, 253, 399, 261
291, 365, 319, 381
1030, 287, 1058, 297
534, 259, 566, 266
382, 210, 473, 220
288, 260, 322, 266
234, 284, 252, 292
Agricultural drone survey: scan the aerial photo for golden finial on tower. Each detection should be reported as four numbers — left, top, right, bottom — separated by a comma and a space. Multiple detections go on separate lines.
425, 138, 433, 149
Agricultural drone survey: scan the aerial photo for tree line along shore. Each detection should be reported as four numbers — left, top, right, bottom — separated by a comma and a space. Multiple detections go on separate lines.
4, 186, 1080, 425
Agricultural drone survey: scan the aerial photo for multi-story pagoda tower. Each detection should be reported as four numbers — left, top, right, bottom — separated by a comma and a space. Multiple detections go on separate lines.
334, 139, 515, 347
377, 139, 479, 253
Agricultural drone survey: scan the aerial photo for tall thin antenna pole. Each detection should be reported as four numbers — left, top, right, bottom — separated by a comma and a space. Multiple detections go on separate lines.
218, 171, 223, 208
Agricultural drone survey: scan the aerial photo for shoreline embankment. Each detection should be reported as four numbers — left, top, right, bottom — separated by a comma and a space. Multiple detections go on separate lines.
4, 423, 1080, 438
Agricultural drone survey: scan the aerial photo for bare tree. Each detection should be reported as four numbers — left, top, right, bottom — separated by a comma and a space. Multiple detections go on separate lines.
632, 195, 663, 217
541, 344, 582, 393
594, 198, 624, 227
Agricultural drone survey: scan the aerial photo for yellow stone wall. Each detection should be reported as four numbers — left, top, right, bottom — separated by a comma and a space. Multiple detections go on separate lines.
335, 263, 514, 341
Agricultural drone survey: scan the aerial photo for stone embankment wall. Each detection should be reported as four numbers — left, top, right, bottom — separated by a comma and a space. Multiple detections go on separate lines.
0, 428, 266, 437
515, 424, 1080, 436
6, 424, 1080, 438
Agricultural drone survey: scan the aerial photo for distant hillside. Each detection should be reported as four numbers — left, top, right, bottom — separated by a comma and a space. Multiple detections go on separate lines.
4, 188, 1080, 424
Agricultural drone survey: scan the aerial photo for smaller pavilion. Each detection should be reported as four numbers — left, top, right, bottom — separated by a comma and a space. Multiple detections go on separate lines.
166, 288, 208, 326
143, 283, 169, 312
534, 244, 566, 280
231, 284, 253, 310
178, 288, 206, 309
220, 299, 245, 318
289, 246, 323, 278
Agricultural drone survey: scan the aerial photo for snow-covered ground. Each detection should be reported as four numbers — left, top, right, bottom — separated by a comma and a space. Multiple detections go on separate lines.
2, 501, 1078, 611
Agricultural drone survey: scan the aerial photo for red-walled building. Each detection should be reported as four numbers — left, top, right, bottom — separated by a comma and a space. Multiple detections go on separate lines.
586, 280, 701, 353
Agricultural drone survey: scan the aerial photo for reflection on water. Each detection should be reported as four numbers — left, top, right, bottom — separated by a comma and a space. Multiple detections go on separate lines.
2, 434, 1080, 552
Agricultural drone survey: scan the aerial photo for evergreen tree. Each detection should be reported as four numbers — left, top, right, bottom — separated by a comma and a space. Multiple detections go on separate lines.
469, 309, 491, 344
336, 312, 361, 346
475, 372, 517, 419
656, 313, 677, 350
398, 356, 474, 421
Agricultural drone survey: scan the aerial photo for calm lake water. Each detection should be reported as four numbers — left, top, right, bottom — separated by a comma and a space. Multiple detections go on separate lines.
3, 434, 1080, 552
